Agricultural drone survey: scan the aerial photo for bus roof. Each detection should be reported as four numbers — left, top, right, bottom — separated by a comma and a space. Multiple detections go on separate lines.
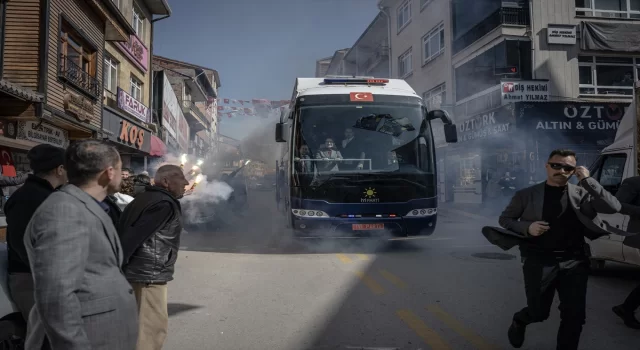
293, 78, 419, 99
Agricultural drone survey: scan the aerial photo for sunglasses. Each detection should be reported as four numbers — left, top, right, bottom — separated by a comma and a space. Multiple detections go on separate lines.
548, 163, 576, 172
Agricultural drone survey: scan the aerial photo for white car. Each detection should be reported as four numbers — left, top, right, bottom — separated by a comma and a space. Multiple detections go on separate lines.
0, 242, 26, 347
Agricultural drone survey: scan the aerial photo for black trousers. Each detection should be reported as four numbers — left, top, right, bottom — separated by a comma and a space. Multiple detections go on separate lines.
513, 257, 589, 350
623, 283, 640, 311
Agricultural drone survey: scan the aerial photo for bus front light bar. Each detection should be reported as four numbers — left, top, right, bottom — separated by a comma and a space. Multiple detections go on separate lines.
404, 208, 437, 217
292, 209, 330, 218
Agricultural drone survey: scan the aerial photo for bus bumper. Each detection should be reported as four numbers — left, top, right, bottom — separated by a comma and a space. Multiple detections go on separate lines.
291, 215, 437, 238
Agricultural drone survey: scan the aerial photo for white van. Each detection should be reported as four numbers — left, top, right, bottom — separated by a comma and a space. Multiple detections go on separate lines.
0, 242, 26, 347
587, 98, 640, 269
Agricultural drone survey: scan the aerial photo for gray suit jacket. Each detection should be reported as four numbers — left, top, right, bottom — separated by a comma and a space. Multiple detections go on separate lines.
499, 177, 622, 241
23, 185, 138, 350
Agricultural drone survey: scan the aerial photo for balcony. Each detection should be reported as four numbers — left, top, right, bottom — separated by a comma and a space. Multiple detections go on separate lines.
453, 7, 530, 55
179, 98, 209, 132
59, 55, 101, 99
362, 44, 389, 76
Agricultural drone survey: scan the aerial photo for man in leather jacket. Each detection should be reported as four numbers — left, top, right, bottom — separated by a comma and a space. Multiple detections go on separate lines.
118, 164, 189, 350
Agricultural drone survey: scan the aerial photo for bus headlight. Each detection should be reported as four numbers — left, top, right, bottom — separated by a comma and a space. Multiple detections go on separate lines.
292, 209, 329, 218
404, 208, 437, 217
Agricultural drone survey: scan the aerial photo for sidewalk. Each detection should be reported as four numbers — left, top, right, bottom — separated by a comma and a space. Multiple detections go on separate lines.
437, 202, 502, 223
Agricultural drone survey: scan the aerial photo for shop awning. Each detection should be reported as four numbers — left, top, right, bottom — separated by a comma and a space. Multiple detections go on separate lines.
150, 135, 167, 157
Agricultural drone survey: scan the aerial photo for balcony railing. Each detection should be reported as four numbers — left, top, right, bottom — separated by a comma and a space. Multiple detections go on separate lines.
179, 98, 209, 129
453, 7, 530, 55
59, 55, 101, 99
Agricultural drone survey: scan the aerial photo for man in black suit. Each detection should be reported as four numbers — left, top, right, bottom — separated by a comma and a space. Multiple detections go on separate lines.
499, 149, 621, 350
612, 175, 640, 329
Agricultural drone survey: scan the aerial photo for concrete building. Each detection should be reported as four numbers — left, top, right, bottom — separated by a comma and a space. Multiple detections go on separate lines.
102, 0, 171, 171
324, 48, 351, 76
153, 56, 220, 158
342, 12, 390, 78
378, 0, 452, 111
315, 57, 332, 77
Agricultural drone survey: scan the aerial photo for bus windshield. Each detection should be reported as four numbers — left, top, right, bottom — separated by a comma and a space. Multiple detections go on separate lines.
293, 99, 435, 188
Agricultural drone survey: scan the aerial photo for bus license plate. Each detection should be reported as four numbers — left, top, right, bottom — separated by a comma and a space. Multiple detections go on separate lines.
352, 224, 384, 231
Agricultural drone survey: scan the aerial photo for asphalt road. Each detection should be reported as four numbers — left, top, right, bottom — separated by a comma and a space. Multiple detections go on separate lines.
165, 190, 640, 350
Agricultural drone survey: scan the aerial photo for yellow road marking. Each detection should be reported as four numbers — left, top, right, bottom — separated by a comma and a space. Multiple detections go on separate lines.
336, 254, 352, 263
396, 309, 451, 350
379, 269, 408, 290
426, 304, 500, 350
354, 271, 385, 295
357, 254, 369, 261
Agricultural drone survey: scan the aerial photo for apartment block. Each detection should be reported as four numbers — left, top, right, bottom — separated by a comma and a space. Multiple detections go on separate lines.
379, 0, 452, 111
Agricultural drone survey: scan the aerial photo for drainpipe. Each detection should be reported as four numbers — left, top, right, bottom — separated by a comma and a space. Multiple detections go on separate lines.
528, 0, 535, 80
378, 5, 391, 78
147, 13, 170, 170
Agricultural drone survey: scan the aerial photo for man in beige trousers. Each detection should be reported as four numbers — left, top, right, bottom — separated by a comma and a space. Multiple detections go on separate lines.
118, 165, 189, 349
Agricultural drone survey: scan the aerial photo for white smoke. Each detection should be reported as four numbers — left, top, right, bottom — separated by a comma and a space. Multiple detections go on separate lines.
180, 175, 235, 225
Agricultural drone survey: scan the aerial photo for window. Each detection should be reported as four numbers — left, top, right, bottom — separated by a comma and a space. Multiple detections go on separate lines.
423, 23, 445, 64
103, 56, 118, 92
455, 40, 532, 101
420, 0, 432, 10
130, 75, 143, 101
578, 56, 638, 96
398, 49, 413, 78
423, 84, 446, 111
576, 0, 640, 18
397, 0, 411, 32
133, 7, 144, 37
591, 153, 627, 194
59, 20, 99, 97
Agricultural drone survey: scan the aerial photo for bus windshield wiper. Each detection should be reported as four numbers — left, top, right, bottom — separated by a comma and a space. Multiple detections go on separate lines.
310, 175, 352, 189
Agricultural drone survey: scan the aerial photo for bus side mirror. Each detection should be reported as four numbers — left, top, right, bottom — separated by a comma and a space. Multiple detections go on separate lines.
444, 124, 458, 143
427, 109, 457, 143
275, 123, 285, 142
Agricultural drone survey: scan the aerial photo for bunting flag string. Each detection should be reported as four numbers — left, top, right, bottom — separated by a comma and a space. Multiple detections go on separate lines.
216, 98, 290, 121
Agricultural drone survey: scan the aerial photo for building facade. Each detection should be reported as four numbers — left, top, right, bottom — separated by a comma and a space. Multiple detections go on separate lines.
342, 12, 390, 78
315, 56, 332, 77
101, 0, 171, 172
152, 55, 219, 159
0, 0, 133, 189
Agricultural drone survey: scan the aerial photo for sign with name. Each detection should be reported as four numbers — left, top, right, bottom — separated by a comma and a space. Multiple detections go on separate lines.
116, 34, 148, 72
17, 121, 68, 148
532, 103, 627, 130
501, 80, 549, 104
63, 91, 93, 122
547, 24, 577, 45
457, 105, 516, 143
117, 88, 149, 123
118, 120, 145, 149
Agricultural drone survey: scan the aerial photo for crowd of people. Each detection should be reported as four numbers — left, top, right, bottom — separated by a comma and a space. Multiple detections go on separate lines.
5, 140, 189, 350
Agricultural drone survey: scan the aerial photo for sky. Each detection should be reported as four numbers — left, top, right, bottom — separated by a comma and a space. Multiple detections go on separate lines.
153, 0, 380, 139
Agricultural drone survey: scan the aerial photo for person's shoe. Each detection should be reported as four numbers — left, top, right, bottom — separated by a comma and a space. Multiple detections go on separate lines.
508, 320, 526, 348
613, 305, 640, 329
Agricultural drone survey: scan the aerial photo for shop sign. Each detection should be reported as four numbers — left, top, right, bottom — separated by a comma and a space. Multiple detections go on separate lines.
118, 120, 145, 149
63, 91, 93, 122
117, 88, 149, 123
116, 34, 148, 72
532, 102, 628, 131
501, 80, 549, 104
17, 121, 69, 148
547, 24, 576, 45
457, 105, 515, 142
161, 73, 179, 140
